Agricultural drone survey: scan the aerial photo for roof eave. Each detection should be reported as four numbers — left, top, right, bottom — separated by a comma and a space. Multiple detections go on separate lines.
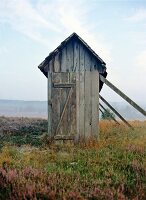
38, 32, 106, 74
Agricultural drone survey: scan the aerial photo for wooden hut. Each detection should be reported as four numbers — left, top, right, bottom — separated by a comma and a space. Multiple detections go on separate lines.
38, 33, 107, 141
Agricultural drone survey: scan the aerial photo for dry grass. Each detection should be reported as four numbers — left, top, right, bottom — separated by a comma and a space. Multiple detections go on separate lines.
0, 119, 146, 199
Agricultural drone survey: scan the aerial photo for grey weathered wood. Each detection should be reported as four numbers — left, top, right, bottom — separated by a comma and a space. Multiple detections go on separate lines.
55, 42, 76, 136
61, 47, 67, 72
59, 73, 69, 135
74, 41, 80, 140
60, 48, 68, 134
53, 83, 75, 88
51, 72, 61, 135
70, 86, 76, 134
52, 73, 61, 83
54, 53, 60, 72
84, 51, 92, 139
91, 58, 99, 138
79, 44, 85, 137
66, 41, 74, 72
56, 87, 74, 135
48, 62, 53, 137
99, 95, 133, 129
52, 72, 76, 83
39, 33, 108, 141
100, 75, 146, 117
99, 103, 120, 125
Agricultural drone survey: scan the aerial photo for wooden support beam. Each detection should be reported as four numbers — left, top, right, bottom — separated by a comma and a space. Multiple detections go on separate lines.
99, 95, 133, 129
99, 107, 104, 114
100, 75, 146, 117
99, 108, 104, 114
99, 103, 120, 125
53, 83, 75, 88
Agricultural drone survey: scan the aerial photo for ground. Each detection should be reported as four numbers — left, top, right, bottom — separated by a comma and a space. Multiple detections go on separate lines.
0, 117, 146, 199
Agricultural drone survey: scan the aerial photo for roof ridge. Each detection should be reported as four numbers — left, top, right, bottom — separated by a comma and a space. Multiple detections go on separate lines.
38, 32, 106, 72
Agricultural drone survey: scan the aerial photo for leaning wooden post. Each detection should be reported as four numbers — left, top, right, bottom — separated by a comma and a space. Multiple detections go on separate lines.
99, 107, 104, 115
100, 75, 146, 117
99, 95, 133, 129
99, 103, 120, 125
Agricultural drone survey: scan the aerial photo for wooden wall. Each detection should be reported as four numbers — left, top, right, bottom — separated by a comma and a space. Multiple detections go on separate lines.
48, 39, 100, 140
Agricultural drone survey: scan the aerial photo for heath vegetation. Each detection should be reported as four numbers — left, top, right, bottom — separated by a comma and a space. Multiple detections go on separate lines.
0, 117, 146, 199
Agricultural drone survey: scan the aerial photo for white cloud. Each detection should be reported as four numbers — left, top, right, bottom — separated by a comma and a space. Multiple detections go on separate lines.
56, 0, 112, 63
136, 50, 146, 71
126, 8, 146, 22
0, 0, 111, 63
0, 0, 60, 44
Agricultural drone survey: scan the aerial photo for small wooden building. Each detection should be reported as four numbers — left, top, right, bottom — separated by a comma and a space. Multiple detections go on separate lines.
38, 33, 107, 141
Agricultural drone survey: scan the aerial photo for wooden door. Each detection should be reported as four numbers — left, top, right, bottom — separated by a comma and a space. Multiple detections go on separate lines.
51, 72, 76, 137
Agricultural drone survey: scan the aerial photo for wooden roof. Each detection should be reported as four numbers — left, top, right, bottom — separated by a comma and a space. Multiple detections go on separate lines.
38, 32, 106, 76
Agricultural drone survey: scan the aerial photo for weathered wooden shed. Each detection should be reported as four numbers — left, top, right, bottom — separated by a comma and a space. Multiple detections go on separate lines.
38, 33, 107, 141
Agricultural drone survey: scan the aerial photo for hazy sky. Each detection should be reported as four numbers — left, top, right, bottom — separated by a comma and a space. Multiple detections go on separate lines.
0, 0, 146, 104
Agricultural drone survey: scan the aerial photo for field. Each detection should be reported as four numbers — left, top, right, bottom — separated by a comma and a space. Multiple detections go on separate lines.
0, 117, 146, 199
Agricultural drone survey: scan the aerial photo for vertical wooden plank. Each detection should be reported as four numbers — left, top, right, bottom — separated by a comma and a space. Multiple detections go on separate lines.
79, 44, 85, 138
70, 72, 76, 135
66, 41, 74, 72
91, 58, 99, 138
69, 41, 76, 134
74, 41, 80, 139
48, 61, 53, 137
61, 47, 67, 72
54, 53, 61, 72
60, 47, 68, 135
52, 48, 61, 135
51, 58, 56, 135
70, 86, 76, 134
84, 51, 92, 139
66, 43, 71, 133
59, 73, 69, 111
52, 73, 61, 136
66, 41, 74, 134
60, 73, 69, 135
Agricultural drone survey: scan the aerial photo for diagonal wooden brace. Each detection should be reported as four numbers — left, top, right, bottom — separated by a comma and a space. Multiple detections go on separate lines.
100, 75, 146, 117
99, 107, 104, 115
99, 102, 120, 125
99, 95, 133, 129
